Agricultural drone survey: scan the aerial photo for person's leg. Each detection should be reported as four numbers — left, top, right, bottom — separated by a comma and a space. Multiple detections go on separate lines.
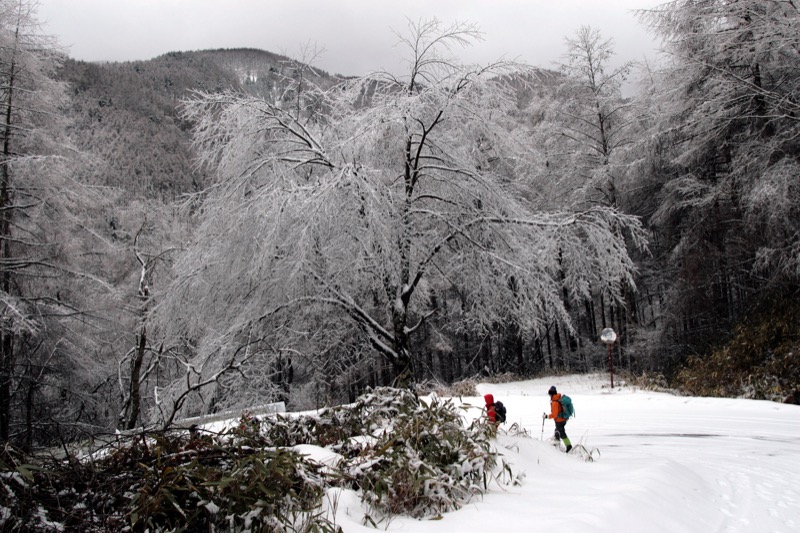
556, 421, 572, 452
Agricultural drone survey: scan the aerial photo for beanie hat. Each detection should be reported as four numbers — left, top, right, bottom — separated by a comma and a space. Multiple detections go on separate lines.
548, 386, 557, 395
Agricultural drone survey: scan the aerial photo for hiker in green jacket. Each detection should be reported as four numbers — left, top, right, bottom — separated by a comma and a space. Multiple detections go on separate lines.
543, 385, 572, 453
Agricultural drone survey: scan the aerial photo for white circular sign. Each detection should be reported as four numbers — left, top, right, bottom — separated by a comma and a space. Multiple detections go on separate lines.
600, 328, 617, 344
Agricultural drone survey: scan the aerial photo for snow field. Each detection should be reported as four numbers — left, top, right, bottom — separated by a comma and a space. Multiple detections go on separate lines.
318, 373, 799, 532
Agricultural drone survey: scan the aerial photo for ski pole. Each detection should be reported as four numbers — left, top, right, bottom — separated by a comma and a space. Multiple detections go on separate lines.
540, 414, 545, 440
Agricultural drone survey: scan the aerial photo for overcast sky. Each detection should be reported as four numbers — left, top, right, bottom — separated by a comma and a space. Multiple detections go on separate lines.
36, 0, 663, 77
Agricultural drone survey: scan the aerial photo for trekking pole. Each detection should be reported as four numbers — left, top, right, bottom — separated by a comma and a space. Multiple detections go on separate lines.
540, 415, 545, 440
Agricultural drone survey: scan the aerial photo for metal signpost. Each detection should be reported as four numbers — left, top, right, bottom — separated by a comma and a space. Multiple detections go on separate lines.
600, 327, 617, 389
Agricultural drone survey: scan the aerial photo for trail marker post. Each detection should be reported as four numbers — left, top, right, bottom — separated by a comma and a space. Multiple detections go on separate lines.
600, 328, 617, 389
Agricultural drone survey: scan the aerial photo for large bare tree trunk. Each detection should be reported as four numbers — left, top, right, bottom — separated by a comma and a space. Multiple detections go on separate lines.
125, 226, 152, 430
0, 27, 18, 444
126, 322, 147, 430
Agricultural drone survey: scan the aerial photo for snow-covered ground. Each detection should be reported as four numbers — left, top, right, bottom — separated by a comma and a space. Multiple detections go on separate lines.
318, 373, 800, 533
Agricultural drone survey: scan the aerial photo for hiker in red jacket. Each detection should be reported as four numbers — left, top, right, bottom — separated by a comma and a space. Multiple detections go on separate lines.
484, 393, 499, 432
543, 386, 572, 452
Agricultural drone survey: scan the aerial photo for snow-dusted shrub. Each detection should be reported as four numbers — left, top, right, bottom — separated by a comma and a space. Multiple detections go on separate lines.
258, 385, 471, 451
620, 371, 671, 392
418, 377, 480, 397
0, 431, 338, 532
674, 296, 800, 401
342, 388, 497, 521
250, 386, 500, 520
0, 387, 503, 530
124, 435, 332, 532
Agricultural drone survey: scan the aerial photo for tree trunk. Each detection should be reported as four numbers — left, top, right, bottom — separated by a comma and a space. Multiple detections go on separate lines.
391, 303, 414, 388
0, 335, 11, 442
391, 349, 414, 388
126, 324, 146, 430
0, 32, 18, 444
24, 369, 34, 452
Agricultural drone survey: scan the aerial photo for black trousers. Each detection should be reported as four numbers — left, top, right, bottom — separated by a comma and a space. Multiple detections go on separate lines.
554, 420, 568, 440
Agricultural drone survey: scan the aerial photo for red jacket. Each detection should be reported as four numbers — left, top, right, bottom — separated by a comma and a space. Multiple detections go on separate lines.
484, 393, 497, 423
548, 393, 566, 423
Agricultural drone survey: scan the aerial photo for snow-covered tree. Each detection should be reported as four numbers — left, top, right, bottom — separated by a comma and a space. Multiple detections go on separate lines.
518, 27, 644, 369
0, 0, 120, 446
635, 0, 800, 357
0, 0, 69, 443
549, 25, 636, 209
154, 19, 645, 418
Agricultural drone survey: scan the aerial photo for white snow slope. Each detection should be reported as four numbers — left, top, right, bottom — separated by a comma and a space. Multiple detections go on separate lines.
318, 374, 800, 533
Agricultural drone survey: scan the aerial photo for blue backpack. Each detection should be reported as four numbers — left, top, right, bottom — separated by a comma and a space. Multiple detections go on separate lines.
559, 395, 575, 419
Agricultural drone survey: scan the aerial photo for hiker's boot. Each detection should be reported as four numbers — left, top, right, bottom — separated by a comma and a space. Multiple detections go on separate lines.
566, 444, 573, 453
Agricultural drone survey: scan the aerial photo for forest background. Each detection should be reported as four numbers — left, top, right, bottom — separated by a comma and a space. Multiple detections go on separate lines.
0, 0, 798, 451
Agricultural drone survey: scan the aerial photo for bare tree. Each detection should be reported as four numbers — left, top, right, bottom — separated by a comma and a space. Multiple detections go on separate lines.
551, 25, 635, 208
154, 19, 645, 412
0, 0, 69, 443
0, 0, 122, 446
113, 220, 180, 430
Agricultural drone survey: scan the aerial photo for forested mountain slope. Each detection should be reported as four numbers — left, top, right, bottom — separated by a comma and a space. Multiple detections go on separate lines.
58, 48, 341, 199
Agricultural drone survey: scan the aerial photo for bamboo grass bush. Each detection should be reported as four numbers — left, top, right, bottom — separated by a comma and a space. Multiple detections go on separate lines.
0, 386, 504, 531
